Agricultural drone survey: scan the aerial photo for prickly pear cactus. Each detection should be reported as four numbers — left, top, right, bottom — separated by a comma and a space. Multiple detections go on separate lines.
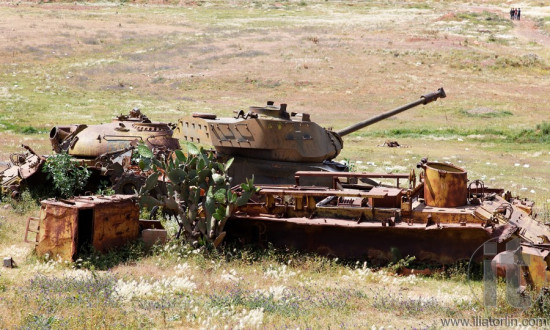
136, 142, 257, 247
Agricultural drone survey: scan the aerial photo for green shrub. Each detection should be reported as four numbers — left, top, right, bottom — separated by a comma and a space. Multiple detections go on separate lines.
6, 190, 39, 215
78, 241, 146, 271
42, 153, 91, 198
537, 122, 550, 136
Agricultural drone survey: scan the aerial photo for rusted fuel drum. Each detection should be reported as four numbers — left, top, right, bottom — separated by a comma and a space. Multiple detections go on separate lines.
423, 162, 467, 207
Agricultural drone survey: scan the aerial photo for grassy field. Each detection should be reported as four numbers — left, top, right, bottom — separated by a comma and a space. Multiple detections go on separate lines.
1, 0, 550, 328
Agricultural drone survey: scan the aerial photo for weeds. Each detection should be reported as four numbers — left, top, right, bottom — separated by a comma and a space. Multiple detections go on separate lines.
209, 285, 301, 316
12, 270, 155, 328
495, 54, 547, 69
42, 153, 91, 198
371, 289, 445, 316
432, 260, 483, 282
78, 241, 146, 271
4, 190, 39, 215
455, 11, 512, 28
387, 255, 416, 273
96, 180, 115, 196
459, 109, 513, 118
527, 291, 550, 318
514, 122, 550, 143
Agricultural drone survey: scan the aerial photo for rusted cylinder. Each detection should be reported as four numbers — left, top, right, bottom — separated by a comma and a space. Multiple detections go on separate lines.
423, 162, 467, 207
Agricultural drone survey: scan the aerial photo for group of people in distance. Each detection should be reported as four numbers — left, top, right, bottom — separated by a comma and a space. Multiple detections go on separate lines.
510, 8, 521, 20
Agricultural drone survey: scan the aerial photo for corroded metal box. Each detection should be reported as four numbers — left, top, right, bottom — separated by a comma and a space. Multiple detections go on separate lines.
35, 195, 139, 261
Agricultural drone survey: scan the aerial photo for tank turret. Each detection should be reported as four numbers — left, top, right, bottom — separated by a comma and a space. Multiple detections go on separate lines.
173, 88, 446, 184
50, 108, 180, 158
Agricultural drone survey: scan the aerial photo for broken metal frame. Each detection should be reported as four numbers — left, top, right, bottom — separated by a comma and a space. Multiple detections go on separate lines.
230, 167, 550, 277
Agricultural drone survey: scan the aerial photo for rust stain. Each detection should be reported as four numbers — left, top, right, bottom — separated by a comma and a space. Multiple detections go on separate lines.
35, 195, 139, 261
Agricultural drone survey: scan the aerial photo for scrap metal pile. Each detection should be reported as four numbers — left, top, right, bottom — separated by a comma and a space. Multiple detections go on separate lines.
2, 88, 549, 289
226, 160, 550, 289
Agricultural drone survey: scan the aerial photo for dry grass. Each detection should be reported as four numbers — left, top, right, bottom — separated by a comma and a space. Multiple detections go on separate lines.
1, 0, 550, 327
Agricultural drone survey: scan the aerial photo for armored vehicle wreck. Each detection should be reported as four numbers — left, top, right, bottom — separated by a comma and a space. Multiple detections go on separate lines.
0, 109, 181, 197
226, 160, 550, 274
174, 88, 446, 185
49, 108, 180, 160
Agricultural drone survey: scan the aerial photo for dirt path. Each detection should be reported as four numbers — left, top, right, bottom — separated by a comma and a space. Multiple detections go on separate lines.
511, 17, 550, 47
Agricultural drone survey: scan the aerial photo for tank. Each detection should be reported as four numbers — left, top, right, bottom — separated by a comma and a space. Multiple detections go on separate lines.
0, 109, 182, 198
174, 88, 446, 184
47, 108, 181, 194
50, 108, 180, 159
0, 145, 46, 199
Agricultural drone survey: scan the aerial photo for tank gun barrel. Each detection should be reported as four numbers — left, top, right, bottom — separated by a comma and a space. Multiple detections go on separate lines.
336, 87, 446, 137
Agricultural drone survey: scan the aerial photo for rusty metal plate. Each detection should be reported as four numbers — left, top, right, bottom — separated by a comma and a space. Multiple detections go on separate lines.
35, 195, 139, 261
226, 215, 495, 264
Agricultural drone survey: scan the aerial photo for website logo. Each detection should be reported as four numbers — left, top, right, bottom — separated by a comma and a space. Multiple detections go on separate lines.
467, 237, 547, 309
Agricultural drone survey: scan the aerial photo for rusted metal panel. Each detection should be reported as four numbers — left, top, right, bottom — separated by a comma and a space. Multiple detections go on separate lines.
35, 195, 139, 261
229, 163, 550, 269
36, 204, 78, 261
423, 162, 467, 207
521, 245, 550, 290
368, 187, 402, 208
294, 171, 409, 188
492, 244, 550, 290
92, 198, 140, 253
226, 215, 494, 264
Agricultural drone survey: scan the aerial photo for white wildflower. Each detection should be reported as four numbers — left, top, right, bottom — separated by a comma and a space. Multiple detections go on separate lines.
344, 263, 422, 286
166, 276, 197, 293
113, 275, 196, 302
221, 269, 242, 283
235, 308, 264, 329
264, 264, 297, 280
174, 262, 191, 275
32, 259, 60, 273
1, 245, 31, 261
267, 285, 288, 301
63, 269, 93, 281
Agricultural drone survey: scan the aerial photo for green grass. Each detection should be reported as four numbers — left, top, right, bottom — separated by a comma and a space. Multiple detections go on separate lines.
1, 1, 550, 327
455, 11, 512, 27
355, 123, 550, 144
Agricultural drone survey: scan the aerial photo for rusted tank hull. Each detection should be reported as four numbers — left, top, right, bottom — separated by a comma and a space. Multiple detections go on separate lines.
225, 216, 499, 264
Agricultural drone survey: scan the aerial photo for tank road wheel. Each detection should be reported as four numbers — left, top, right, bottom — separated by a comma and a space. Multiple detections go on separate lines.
112, 173, 146, 195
